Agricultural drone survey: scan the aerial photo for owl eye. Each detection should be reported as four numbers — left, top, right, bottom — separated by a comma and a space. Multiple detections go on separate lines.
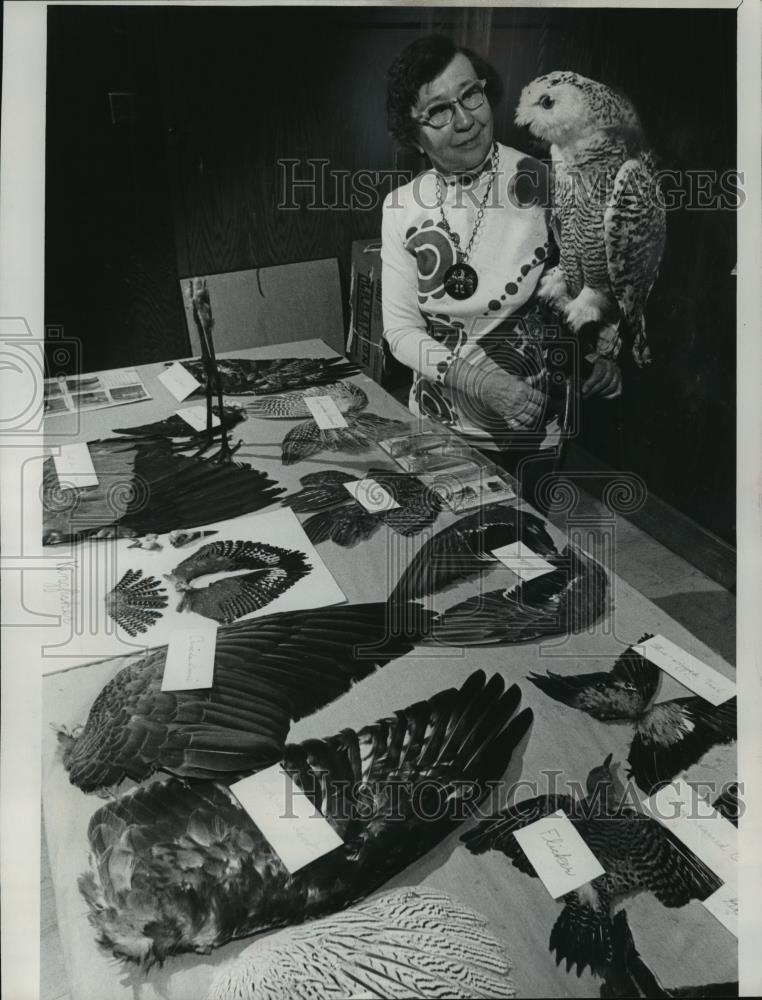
540, 95, 554, 110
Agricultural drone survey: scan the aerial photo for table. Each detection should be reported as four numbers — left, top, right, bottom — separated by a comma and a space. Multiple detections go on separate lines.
41, 339, 737, 999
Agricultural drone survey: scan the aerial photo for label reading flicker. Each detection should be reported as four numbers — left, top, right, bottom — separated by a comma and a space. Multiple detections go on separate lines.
305, 395, 348, 429
53, 443, 99, 489
512, 810, 605, 899
344, 479, 400, 513
176, 405, 221, 433
491, 541, 556, 582
230, 764, 344, 874
161, 622, 218, 691
158, 362, 202, 402
634, 634, 736, 706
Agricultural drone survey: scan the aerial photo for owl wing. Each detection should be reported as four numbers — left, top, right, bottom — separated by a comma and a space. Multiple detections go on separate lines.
207, 887, 515, 1000
604, 154, 667, 362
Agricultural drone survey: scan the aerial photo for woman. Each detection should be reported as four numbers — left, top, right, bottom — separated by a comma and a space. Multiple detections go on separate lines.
381, 36, 621, 500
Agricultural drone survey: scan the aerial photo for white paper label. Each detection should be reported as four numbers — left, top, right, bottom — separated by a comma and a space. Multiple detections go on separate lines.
230, 764, 344, 873
53, 443, 99, 488
158, 362, 202, 401
512, 810, 605, 899
491, 541, 556, 582
176, 405, 221, 432
161, 623, 218, 690
635, 634, 736, 706
305, 395, 348, 429
702, 880, 738, 937
344, 478, 400, 513
643, 779, 738, 884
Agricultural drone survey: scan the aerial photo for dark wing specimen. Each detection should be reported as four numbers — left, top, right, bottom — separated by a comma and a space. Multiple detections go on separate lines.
427, 545, 608, 646
628, 696, 737, 795
112, 406, 245, 439
58, 601, 435, 791
281, 412, 407, 466
181, 356, 361, 395
280, 470, 360, 512
712, 783, 740, 826
79, 671, 533, 965
390, 503, 558, 604
528, 634, 659, 721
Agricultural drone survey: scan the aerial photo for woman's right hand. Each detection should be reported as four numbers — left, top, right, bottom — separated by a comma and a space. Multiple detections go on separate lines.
445, 356, 545, 431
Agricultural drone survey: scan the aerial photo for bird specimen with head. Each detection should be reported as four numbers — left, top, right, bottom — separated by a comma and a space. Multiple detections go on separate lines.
207, 886, 516, 1000
515, 71, 666, 364
56, 601, 436, 793
462, 754, 722, 979
281, 467, 447, 546
78, 670, 533, 965
388, 502, 558, 604
528, 636, 737, 794
426, 544, 608, 646
165, 539, 312, 624
179, 354, 360, 396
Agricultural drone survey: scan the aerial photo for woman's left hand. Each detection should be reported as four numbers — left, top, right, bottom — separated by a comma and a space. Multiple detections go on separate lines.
582, 358, 622, 399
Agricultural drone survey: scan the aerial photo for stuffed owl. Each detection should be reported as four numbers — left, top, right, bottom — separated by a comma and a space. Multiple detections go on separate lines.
516, 71, 666, 365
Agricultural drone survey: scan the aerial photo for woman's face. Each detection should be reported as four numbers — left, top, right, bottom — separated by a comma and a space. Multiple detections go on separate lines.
413, 53, 494, 174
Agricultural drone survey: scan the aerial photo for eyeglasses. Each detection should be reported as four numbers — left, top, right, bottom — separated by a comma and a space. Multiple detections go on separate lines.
413, 80, 488, 130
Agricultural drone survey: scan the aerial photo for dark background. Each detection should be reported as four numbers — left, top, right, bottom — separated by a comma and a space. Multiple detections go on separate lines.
45, 5, 737, 546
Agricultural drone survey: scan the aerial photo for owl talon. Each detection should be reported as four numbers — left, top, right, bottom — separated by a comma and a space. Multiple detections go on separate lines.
537, 266, 571, 311
564, 287, 609, 333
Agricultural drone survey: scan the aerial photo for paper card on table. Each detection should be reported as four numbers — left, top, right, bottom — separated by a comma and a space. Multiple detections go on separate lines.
344, 478, 400, 513
305, 395, 348, 429
53, 443, 99, 488
512, 809, 605, 899
161, 622, 218, 691
176, 405, 221, 432
643, 778, 738, 884
634, 634, 735, 705
230, 764, 344, 874
491, 541, 556, 582
158, 362, 202, 401
702, 880, 738, 937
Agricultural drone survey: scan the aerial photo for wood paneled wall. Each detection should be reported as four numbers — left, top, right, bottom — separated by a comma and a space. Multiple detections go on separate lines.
44, 6, 736, 545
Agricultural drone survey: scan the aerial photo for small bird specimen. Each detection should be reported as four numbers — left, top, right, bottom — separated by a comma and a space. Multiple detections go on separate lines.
462, 754, 722, 979
245, 381, 368, 419
78, 670, 533, 964
389, 503, 558, 604
515, 72, 666, 364
600, 909, 738, 998
281, 467, 446, 547
111, 405, 246, 442
207, 887, 516, 1000
127, 533, 163, 551
281, 400, 408, 465
57, 601, 436, 792
42, 436, 284, 545
528, 637, 737, 794
426, 545, 608, 646
103, 569, 168, 636
165, 539, 311, 624
180, 355, 360, 395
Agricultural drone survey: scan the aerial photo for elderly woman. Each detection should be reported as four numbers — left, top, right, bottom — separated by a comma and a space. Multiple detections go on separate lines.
381, 35, 621, 498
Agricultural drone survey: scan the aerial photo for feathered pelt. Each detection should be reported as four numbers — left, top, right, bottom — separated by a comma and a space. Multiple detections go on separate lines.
281, 412, 408, 465
79, 670, 533, 965
207, 887, 516, 1000
179, 356, 360, 395
58, 601, 436, 792
42, 436, 284, 545
245, 381, 367, 419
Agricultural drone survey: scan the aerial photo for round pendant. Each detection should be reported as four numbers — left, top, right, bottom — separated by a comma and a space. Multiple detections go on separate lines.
443, 263, 478, 300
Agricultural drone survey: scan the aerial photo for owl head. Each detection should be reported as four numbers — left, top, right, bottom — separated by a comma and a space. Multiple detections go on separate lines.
515, 71, 642, 146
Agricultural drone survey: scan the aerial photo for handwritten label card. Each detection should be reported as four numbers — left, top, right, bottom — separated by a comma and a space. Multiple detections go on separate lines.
491, 541, 556, 582
230, 764, 344, 873
344, 479, 400, 513
634, 635, 735, 706
305, 395, 348, 430
53, 443, 98, 489
161, 623, 218, 691
512, 810, 605, 899
643, 779, 738, 885
176, 405, 221, 433
702, 880, 738, 937
158, 362, 202, 402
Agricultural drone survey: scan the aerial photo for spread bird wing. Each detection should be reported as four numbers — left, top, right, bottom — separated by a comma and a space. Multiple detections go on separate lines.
528, 635, 660, 721
111, 407, 245, 439
281, 413, 408, 465
207, 887, 515, 1000
427, 545, 608, 646
175, 560, 311, 624
303, 505, 380, 546
636, 817, 723, 907
627, 696, 737, 795
245, 382, 368, 418
548, 881, 614, 979
104, 568, 169, 636
59, 601, 436, 790
604, 154, 667, 363
167, 539, 306, 587
280, 470, 360, 512
181, 356, 361, 395
389, 503, 557, 604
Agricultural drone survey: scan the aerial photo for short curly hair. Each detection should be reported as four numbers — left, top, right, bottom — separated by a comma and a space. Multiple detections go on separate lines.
386, 35, 503, 150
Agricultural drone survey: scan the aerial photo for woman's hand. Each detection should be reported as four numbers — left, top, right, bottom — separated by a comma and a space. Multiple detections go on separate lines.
444, 356, 545, 430
582, 358, 622, 399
